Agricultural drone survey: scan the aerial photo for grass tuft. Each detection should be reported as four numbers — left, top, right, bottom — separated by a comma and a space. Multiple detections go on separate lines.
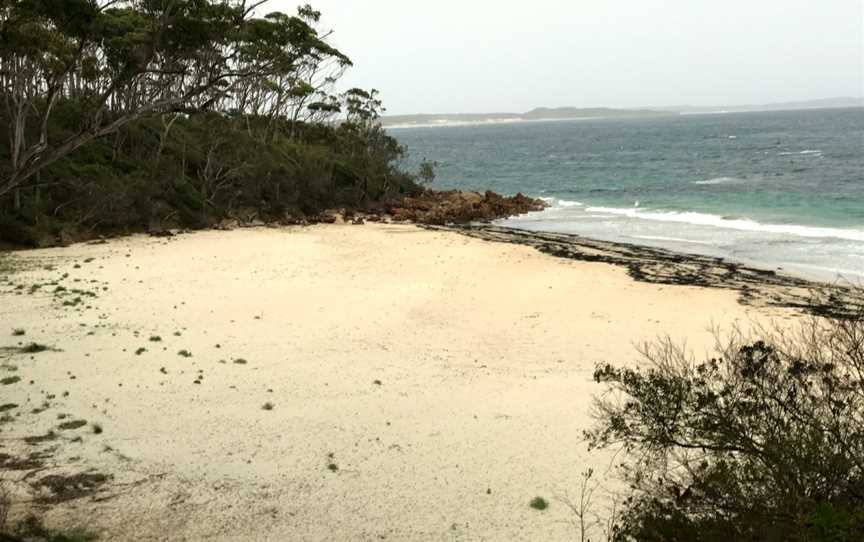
57, 419, 87, 431
529, 497, 549, 511
21, 342, 50, 353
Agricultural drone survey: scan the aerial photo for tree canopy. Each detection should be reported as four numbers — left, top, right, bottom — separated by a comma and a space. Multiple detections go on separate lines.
0, 1, 426, 244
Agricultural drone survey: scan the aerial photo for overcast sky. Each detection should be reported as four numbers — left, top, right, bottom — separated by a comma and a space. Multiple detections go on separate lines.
265, 0, 864, 115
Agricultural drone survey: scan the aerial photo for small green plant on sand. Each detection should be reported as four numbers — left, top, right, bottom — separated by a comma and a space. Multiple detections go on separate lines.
57, 419, 87, 430
262, 402, 274, 411
135, 347, 146, 355
21, 342, 49, 353
149, 336, 162, 342
11, 328, 25, 336
10, 515, 98, 542
529, 497, 549, 511
177, 349, 192, 358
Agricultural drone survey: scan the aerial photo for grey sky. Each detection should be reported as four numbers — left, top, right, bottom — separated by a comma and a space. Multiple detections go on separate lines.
267, 0, 864, 115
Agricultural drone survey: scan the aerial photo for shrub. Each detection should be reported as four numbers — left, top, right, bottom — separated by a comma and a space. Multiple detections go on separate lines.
585, 301, 864, 542
0, 480, 9, 537
529, 497, 549, 511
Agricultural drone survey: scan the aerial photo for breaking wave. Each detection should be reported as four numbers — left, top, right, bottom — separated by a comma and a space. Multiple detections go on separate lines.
583, 206, 864, 242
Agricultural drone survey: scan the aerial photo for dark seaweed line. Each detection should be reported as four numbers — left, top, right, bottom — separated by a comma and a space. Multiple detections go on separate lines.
427, 224, 864, 319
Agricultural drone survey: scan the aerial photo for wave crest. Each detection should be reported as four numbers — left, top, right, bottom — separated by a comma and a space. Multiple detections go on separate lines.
692, 176, 744, 186
584, 206, 864, 242
541, 197, 584, 208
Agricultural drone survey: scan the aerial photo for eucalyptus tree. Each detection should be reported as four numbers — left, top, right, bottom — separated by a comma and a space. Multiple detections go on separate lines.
0, 0, 350, 205
228, 4, 352, 142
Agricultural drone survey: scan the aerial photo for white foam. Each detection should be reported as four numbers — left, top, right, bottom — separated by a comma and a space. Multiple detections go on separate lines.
541, 197, 584, 207
778, 149, 822, 156
584, 206, 864, 242
692, 176, 742, 185
632, 235, 714, 245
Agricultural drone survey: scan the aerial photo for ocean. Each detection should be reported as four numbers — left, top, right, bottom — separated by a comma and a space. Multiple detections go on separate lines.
391, 108, 864, 282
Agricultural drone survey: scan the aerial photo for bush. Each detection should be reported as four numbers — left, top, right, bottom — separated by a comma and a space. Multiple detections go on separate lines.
585, 298, 864, 542
0, 107, 425, 246
0, 479, 9, 536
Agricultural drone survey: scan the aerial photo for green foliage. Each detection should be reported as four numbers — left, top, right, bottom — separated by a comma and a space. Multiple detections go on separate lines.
417, 159, 438, 186
6, 513, 98, 541
0, 1, 423, 242
529, 497, 549, 511
586, 304, 864, 542
20, 342, 49, 353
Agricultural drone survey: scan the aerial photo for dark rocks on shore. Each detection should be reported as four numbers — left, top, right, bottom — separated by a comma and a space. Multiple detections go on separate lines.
225, 190, 544, 227
283, 190, 545, 226
385, 190, 546, 225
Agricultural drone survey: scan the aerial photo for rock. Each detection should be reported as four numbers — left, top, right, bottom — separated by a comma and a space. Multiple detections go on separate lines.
384, 190, 545, 225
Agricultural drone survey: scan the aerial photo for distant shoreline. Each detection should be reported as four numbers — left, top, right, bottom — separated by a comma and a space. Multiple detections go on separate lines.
383, 99, 864, 128
384, 114, 658, 130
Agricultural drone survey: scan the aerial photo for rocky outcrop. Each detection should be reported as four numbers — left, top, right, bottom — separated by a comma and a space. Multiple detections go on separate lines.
385, 190, 545, 225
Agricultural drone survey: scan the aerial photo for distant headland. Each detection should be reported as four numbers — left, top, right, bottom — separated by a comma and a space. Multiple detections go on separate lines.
382, 97, 864, 127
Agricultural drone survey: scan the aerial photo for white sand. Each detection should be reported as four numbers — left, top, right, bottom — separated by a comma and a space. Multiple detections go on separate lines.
0, 224, 794, 540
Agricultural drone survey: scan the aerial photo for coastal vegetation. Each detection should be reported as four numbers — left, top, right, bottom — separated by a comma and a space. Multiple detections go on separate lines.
0, 0, 430, 247
586, 298, 864, 541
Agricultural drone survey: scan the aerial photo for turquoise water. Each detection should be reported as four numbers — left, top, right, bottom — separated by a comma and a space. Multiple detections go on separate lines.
391, 108, 864, 281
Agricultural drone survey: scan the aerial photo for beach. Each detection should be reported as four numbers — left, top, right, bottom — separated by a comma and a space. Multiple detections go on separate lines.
1, 223, 798, 540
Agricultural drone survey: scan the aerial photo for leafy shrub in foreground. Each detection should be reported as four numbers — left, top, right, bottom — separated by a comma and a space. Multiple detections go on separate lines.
586, 300, 864, 542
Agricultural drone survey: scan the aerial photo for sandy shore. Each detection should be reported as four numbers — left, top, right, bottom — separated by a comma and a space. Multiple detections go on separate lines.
0, 224, 796, 541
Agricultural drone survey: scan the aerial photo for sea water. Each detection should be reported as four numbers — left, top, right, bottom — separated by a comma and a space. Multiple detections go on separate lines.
391, 108, 864, 282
